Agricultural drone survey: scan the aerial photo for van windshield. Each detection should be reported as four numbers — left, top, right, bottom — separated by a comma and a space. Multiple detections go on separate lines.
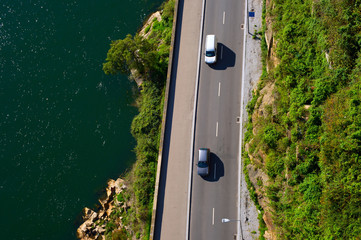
206, 51, 215, 57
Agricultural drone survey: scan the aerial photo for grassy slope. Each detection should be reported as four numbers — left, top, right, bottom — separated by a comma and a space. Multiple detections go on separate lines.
245, 0, 361, 239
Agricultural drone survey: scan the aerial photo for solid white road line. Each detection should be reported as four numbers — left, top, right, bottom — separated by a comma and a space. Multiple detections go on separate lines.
216, 121, 219, 137
223, 11, 225, 24
238, 0, 249, 239
218, 82, 221, 96
186, 0, 206, 238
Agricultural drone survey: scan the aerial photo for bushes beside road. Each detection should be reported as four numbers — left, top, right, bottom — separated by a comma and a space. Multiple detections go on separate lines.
244, 0, 361, 238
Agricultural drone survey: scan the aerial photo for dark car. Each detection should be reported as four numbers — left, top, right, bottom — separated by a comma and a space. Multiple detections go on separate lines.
197, 148, 210, 176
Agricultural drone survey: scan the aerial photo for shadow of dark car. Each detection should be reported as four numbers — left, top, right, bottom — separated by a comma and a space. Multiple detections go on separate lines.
202, 152, 224, 182
209, 43, 236, 70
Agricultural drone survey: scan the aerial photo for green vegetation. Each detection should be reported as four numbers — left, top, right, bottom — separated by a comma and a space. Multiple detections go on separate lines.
101, 0, 175, 239
245, 0, 361, 239
111, 229, 128, 240
103, 0, 174, 81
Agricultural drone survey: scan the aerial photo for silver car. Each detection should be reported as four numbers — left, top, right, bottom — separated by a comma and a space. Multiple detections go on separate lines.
197, 148, 210, 176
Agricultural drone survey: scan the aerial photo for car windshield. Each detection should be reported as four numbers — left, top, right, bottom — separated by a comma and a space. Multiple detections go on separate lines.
206, 51, 215, 57
198, 161, 208, 168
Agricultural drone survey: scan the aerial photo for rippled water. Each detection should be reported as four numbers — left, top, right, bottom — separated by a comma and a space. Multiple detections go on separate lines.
0, 0, 163, 239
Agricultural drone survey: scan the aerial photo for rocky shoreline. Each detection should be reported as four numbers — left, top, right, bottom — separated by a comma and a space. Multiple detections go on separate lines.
77, 178, 128, 240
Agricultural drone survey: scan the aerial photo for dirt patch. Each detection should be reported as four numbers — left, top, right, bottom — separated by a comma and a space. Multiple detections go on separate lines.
252, 81, 276, 136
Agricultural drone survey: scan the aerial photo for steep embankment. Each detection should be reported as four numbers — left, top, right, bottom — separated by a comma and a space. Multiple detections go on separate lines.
245, 0, 361, 239
77, 1, 174, 239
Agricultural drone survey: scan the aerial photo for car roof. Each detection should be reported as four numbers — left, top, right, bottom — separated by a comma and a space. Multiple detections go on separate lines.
198, 148, 209, 162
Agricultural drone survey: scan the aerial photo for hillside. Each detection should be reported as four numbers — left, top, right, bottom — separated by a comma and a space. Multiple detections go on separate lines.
245, 0, 361, 239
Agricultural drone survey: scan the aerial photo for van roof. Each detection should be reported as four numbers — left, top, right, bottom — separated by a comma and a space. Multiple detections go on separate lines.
207, 34, 216, 39
205, 35, 216, 51
206, 34, 215, 41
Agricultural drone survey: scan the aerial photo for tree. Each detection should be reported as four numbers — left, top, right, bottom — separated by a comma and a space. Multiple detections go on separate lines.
103, 34, 139, 75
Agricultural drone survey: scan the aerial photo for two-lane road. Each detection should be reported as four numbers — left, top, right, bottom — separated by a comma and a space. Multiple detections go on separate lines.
190, 0, 245, 239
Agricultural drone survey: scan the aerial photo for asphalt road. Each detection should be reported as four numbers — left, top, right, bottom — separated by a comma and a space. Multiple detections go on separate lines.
190, 0, 245, 239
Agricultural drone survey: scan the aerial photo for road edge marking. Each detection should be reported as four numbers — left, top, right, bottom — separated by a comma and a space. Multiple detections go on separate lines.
186, 0, 206, 238
238, 0, 249, 239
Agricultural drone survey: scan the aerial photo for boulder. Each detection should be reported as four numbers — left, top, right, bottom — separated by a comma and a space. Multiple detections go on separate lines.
83, 208, 98, 222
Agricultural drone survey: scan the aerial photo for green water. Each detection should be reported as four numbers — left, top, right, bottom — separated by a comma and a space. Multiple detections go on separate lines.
0, 0, 163, 239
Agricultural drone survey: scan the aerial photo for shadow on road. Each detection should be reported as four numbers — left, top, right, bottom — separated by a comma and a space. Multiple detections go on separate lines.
202, 152, 224, 182
209, 43, 236, 70
153, 0, 185, 239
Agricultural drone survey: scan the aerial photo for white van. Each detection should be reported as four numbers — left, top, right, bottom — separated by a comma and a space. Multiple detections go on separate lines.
205, 34, 217, 64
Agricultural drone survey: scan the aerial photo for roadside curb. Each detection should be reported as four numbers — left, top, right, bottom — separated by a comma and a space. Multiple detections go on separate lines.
149, 0, 180, 239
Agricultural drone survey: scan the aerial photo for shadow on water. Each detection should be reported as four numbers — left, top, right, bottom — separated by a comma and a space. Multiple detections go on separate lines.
202, 152, 224, 182
209, 43, 236, 70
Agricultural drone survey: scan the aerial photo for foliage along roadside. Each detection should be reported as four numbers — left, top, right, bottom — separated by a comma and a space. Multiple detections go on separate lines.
101, 1, 175, 239
244, 0, 361, 239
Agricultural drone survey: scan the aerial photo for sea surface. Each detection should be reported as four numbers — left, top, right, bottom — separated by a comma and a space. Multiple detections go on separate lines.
0, 0, 163, 239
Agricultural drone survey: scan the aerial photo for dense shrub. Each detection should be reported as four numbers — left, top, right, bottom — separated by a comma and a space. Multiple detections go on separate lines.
244, 0, 361, 238
262, 125, 280, 149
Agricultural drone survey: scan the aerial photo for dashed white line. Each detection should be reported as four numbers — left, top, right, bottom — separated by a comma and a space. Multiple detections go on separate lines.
223, 11, 225, 24
212, 208, 215, 225
218, 82, 221, 96
216, 122, 219, 137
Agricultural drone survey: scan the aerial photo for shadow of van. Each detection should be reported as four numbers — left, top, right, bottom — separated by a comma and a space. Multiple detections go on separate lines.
202, 152, 224, 182
209, 43, 236, 70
